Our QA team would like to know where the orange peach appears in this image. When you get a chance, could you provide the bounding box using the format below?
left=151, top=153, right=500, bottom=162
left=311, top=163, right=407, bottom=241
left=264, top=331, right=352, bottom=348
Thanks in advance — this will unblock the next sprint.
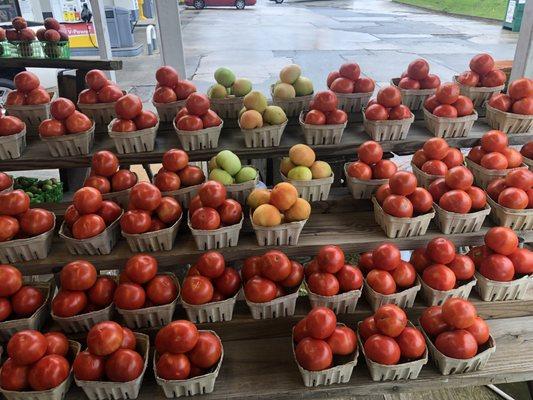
left=289, top=144, right=315, bottom=167
left=284, top=198, right=311, bottom=222
left=247, top=188, right=271, bottom=209
left=270, top=182, right=298, bottom=211
left=280, top=157, right=296, bottom=176
left=252, top=204, right=282, bottom=227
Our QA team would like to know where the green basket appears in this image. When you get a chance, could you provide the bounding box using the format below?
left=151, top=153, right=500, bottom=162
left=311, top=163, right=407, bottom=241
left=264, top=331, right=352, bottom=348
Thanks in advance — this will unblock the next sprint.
left=40, top=41, right=70, bottom=59
left=13, top=177, right=63, bottom=204
left=0, top=40, right=12, bottom=58
left=8, top=40, right=44, bottom=58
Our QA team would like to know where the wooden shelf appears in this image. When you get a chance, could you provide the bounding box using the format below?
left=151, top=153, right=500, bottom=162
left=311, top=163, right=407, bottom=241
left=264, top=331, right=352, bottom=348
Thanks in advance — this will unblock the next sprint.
left=1, top=119, right=531, bottom=171
left=0, top=58, right=122, bottom=70
left=62, top=316, right=533, bottom=399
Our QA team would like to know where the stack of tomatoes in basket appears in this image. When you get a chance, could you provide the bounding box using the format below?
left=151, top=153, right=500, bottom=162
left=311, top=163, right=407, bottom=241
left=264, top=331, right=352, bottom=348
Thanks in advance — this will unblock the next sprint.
left=456, top=53, right=506, bottom=89
left=115, top=254, right=178, bottom=309
left=413, top=138, right=464, bottom=176
left=109, top=94, right=158, bottom=133
left=174, top=93, right=222, bottom=131
left=153, top=66, right=197, bottom=104
left=0, top=115, right=25, bottom=137
left=304, top=245, right=363, bottom=297
left=73, top=321, right=144, bottom=382
left=155, top=321, right=222, bottom=380
left=347, top=140, right=398, bottom=180
left=397, top=59, right=441, bottom=90
left=5, top=72, right=51, bottom=106
left=365, top=86, right=412, bottom=121
left=242, top=250, right=303, bottom=303
left=78, top=69, right=124, bottom=105
left=488, top=78, right=533, bottom=115
left=64, top=187, right=121, bottom=239
left=467, top=129, right=523, bottom=170
left=182, top=251, right=241, bottom=304
left=327, top=63, right=375, bottom=95
left=376, top=171, right=433, bottom=217
left=294, top=307, right=357, bottom=370
left=39, top=97, right=93, bottom=137
left=0, top=190, right=54, bottom=241
left=120, top=182, right=182, bottom=234
left=0, top=172, right=12, bottom=192
left=189, top=181, right=242, bottom=230
left=84, top=151, right=138, bottom=194
left=486, top=168, right=533, bottom=210
left=154, top=149, right=205, bottom=193
left=360, top=304, right=426, bottom=365
left=420, top=298, right=491, bottom=359
left=0, top=264, right=45, bottom=321
left=0, top=330, right=73, bottom=391
left=424, top=83, right=474, bottom=118
left=303, top=91, right=348, bottom=125
left=52, top=260, right=116, bottom=317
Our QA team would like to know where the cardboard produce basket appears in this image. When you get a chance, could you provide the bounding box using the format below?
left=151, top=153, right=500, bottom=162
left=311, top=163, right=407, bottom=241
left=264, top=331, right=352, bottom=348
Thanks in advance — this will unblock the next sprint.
left=108, top=122, right=159, bottom=154
left=391, top=78, right=436, bottom=111
left=122, top=215, right=182, bottom=252
left=524, top=156, right=533, bottom=171
left=271, top=89, right=313, bottom=118
left=336, top=91, right=373, bottom=114
left=306, top=283, right=362, bottom=314
left=293, top=323, right=358, bottom=387
left=465, top=158, right=527, bottom=190
left=153, top=99, right=186, bottom=122
left=474, top=271, right=532, bottom=302
left=162, top=183, right=203, bottom=209
left=240, top=120, right=287, bottom=148
left=4, top=93, right=54, bottom=129
left=433, top=203, right=490, bottom=235
left=363, top=112, right=414, bottom=141
left=423, top=107, right=478, bottom=138
left=245, top=286, right=300, bottom=319
left=75, top=333, right=149, bottom=400
left=174, top=120, right=223, bottom=151
left=453, top=75, right=504, bottom=112
left=372, top=197, right=435, bottom=239
left=52, top=303, right=115, bottom=334
left=40, top=123, right=95, bottom=157
left=153, top=331, right=223, bottom=398
left=102, top=187, right=132, bottom=209
left=344, top=163, right=388, bottom=199
left=486, top=196, right=533, bottom=231
left=188, top=213, right=243, bottom=250
left=224, top=169, right=258, bottom=204
left=78, top=101, right=118, bottom=127
left=421, top=325, right=496, bottom=375
left=181, top=291, right=238, bottom=323
left=299, top=112, right=347, bottom=145
left=210, top=97, right=243, bottom=119
left=364, top=277, right=421, bottom=311
left=358, top=321, right=427, bottom=381
left=0, top=128, right=26, bottom=160
left=280, top=172, right=334, bottom=202
left=485, top=104, right=533, bottom=134
left=251, top=215, right=307, bottom=246
left=419, top=275, right=477, bottom=306
left=0, top=217, right=55, bottom=263
left=411, top=162, right=443, bottom=189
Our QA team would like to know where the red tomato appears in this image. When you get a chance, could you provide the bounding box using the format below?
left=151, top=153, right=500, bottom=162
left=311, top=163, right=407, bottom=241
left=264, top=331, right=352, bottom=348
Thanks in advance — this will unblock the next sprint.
left=480, top=254, right=515, bottom=281
left=407, top=187, right=433, bottom=214
left=433, top=104, right=458, bottom=118
left=73, top=351, right=105, bottom=381
left=436, top=83, right=460, bottom=104
left=19, top=208, right=54, bottom=236
left=521, top=141, right=533, bottom=158
left=198, top=181, right=226, bottom=208
left=347, top=161, right=372, bottom=180
left=84, top=175, right=111, bottom=194
left=327, top=71, right=341, bottom=88
left=0, top=116, right=25, bottom=136
left=196, top=251, right=225, bottom=278
left=13, top=71, right=39, bottom=92
left=420, top=305, right=449, bottom=337
left=389, top=171, right=417, bottom=196
left=358, top=141, right=383, bottom=164
left=305, top=307, right=336, bottom=339
left=508, top=248, right=533, bottom=274
left=505, top=169, right=533, bottom=191
left=293, top=318, right=309, bottom=342
left=111, top=169, right=138, bottom=192
left=0, top=298, right=12, bottom=321
left=0, top=358, right=29, bottom=390
left=241, top=256, right=263, bottom=281
left=326, top=326, right=357, bottom=355
left=372, top=243, right=401, bottom=271
left=87, top=321, right=124, bottom=356
left=213, top=267, right=241, bottom=297
left=488, top=93, right=512, bottom=111
left=115, top=94, right=142, bottom=120
left=339, top=62, right=360, bottom=80
left=375, top=183, right=392, bottom=205
left=146, top=275, right=178, bottom=305
left=421, top=160, right=448, bottom=175
left=312, top=91, right=338, bottom=113
left=49, top=98, right=75, bottom=121
left=453, top=95, right=474, bottom=116
left=92, top=151, right=119, bottom=177
left=156, top=66, right=180, bottom=87
left=179, top=166, right=205, bottom=187
left=261, top=250, right=292, bottom=281
left=125, top=254, right=158, bottom=284
left=383, top=194, right=414, bottom=218
left=0, top=172, right=12, bottom=191
left=72, top=214, right=106, bottom=239
left=156, top=196, right=182, bottom=224
left=188, top=331, right=222, bottom=369
left=465, top=317, right=490, bottom=345
left=28, top=354, right=69, bottom=390
left=435, top=330, right=477, bottom=359
left=391, top=260, right=416, bottom=288
left=412, top=150, right=428, bottom=169
left=448, top=254, right=475, bottom=280
left=499, top=187, right=529, bottom=209
left=398, top=77, right=420, bottom=90
left=468, top=145, right=486, bottom=164
left=156, top=353, right=190, bottom=380
left=73, top=187, right=102, bottom=215
left=162, top=149, right=188, bottom=172
left=484, top=226, right=518, bottom=255
left=466, top=186, right=487, bottom=210
left=512, top=97, right=533, bottom=115
left=11, top=286, right=44, bottom=317
left=25, top=88, right=50, bottom=105
left=481, top=130, right=508, bottom=153
left=445, top=166, right=474, bottom=190
left=201, top=109, right=222, bottom=128
left=51, top=290, right=87, bottom=317
left=374, top=304, right=407, bottom=338
left=422, top=264, right=456, bottom=291
left=336, top=264, right=363, bottom=291
left=371, top=160, right=398, bottom=180
left=174, top=80, right=196, bottom=100
left=389, top=104, right=412, bottom=120
left=111, top=118, right=137, bottom=132
left=316, top=245, right=345, bottom=274
left=130, top=182, right=162, bottom=211
left=502, top=147, right=524, bottom=168
left=325, top=109, right=348, bottom=124
left=439, top=189, right=472, bottom=214
left=410, top=247, right=431, bottom=273
left=88, top=277, right=116, bottom=307
left=191, top=207, right=220, bottom=230
left=442, top=298, right=477, bottom=329
left=364, top=104, right=389, bottom=120
left=97, top=84, right=123, bottom=103
left=364, top=334, right=401, bottom=365
left=426, top=237, right=455, bottom=264
left=481, top=69, right=506, bottom=87
left=486, top=178, right=507, bottom=200
left=244, top=276, right=277, bottom=303
left=186, top=93, right=210, bottom=116
left=114, top=283, right=146, bottom=309
left=60, top=260, right=97, bottom=291
left=120, top=210, right=151, bottom=234
left=181, top=276, right=213, bottom=305
left=307, top=272, right=340, bottom=296
left=5, top=90, right=26, bottom=106
left=97, top=200, right=122, bottom=225
left=330, top=77, right=354, bottom=93
left=468, top=245, right=493, bottom=269
left=0, top=215, right=19, bottom=241
left=155, top=320, right=199, bottom=354
left=65, top=111, right=92, bottom=134
left=304, top=109, right=326, bottom=125
left=0, top=190, right=30, bottom=215
left=442, top=148, right=464, bottom=169
left=366, top=269, right=396, bottom=295
left=133, top=110, right=158, bottom=129
left=359, top=316, right=379, bottom=341
left=424, top=94, right=440, bottom=112
left=420, top=74, right=441, bottom=89
left=354, top=77, right=375, bottom=93
left=7, top=330, right=47, bottom=365
left=396, top=327, right=426, bottom=359
left=508, top=78, right=533, bottom=100
left=469, top=53, right=494, bottom=75
left=377, top=86, right=401, bottom=108
left=85, top=70, right=108, bottom=91
left=105, top=349, right=144, bottom=382
left=218, top=199, right=242, bottom=226
left=295, top=337, right=332, bottom=371
left=78, top=88, right=99, bottom=104
left=407, top=58, right=429, bottom=80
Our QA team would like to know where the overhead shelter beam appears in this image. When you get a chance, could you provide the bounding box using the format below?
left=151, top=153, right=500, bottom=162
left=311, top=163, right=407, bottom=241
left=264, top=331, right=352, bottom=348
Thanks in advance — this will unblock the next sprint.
left=89, top=0, right=117, bottom=82
left=154, top=0, right=187, bottom=78
left=511, top=0, right=533, bottom=81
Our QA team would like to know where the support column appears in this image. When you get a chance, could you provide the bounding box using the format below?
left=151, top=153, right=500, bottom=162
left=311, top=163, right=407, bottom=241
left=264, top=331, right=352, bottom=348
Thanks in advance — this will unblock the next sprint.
left=89, top=0, right=117, bottom=82
left=154, top=0, right=187, bottom=78
left=510, top=0, right=533, bottom=81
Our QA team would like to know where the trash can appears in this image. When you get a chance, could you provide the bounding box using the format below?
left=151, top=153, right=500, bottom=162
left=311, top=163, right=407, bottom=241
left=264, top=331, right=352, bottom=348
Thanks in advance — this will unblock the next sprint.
left=115, top=7, right=135, bottom=47
left=503, top=0, right=525, bottom=32
left=143, top=0, right=154, bottom=18
left=105, top=7, right=121, bottom=48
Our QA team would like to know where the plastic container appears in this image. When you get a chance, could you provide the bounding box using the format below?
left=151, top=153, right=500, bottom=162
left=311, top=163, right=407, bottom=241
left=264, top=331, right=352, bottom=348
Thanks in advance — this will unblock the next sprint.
left=40, top=41, right=70, bottom=59
left=210, top=97, right=243, bottom=119
left=364, top=277, right=421, bottom=311
left=174, top=120, right=223, bottom=151
left=162, top=183, right=203, bottom=209
left=153, top=99, right=186, bottom=122
left=419, top=276, right=477, bottom=306
left=224, top=170, right=258, bottom=204
left=433, top=203, right=490, bottom=235
left=423, top=107, right=478, bottom=138
left=108, top=122, right=159, bottom=154
left=411, top=162, right=442, bottom=189
left=421, top=326, right=496, bottom=375
left=281, top=172, right=334, bottom=202
left=153, top=331, right=223, bottom=398
left=474, top=271, right=532, bottom=302
left=0, top=279, right=52, bottom=341
left=188, top=214, right=242, bottom=250
left=465, top=158, right=527, bottom=189
left=40, top=123, right=95, bottom=157
left=116, top=274, right=179, bottom=329
left=0, top=340, right=80, bottom=400
left=485, top=104, right=533, bottom=134
left=251, top=215, right=307, bottom=246
left=271, top=89, right=313, bottom=118
left=344, top=163, right=387, bottom=199
left=454, top=75, right=504, bottom=111
left=75, top=333, right=149, bottom=400
left=299, top=112, right=347, bottom=145
left=181, top=291, right=238, bottom=323
left=122, top=215, right=182, bottom=252
left=0, top=217, right=55, bottom=263
left=240, top=121, right=287, bottom=148
left=358, top=321, right=427, bottom=381
left=363, top=112, right=414, bottom=141
left=306, top=283, right=362, bottom=314
left=293, top=323, right=358, bottom=387
left=336, top=91, right=373, bottom=113
left=372, top=197, right=435, bottom=239
left=391, top=78, right=436, bottom=111
left=78, top=102, right=117, bottom=127
left=0, top=129, right=26, bottom=160
left=4, top=95, right=53, bottom=128
left=486, top=196, right=533, bottom=230
left=245, top=287, right=300, bottom=319
left=59, top=212, right=122, bottom=256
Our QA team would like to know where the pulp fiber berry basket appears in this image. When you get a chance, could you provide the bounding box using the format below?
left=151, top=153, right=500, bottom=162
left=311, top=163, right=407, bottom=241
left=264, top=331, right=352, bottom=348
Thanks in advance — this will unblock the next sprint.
left=299, top=111, right=347, bottom=145
left=0, top=216, right=55, bottom=263
left=108, top=122, right=159, bottom=154
left=410, top=162, right=443, bottom=189
left=280, top=172, right=334, bottom=202
left=153, top=99, right=186, bottom=122
left=122, top=215, right=182, bottom=252
left=181, top=290, right=238, bottom=323
left=465, top=158, right=527, bottom=189
left=239, top=120, right=287, bottom=148
left=391, top=78, right=436, bottom=111
left=210, top=97, right=243, bottom=119
left=40, top=123, right=95, bottom=157
left=485, top=104, right=533, bottom=134
left=306, top=284, right=362, bottom=314
left=0, top=129, right=26, bottom=160
left=271, top=86, right=313, bottom=118
left=419, top=275, right=477, bottom=306
left=433, top=203, right=490, bottom=235
left=363, top=112, right=414, bottom=141
left=174, top=120, right=223, bottom=151
left=364, top=277, right=421, bottom=311
left=251, top=214, right=307, bottom=246
left=336, top=91, right=373, bottom=114
left=162, top=182, right=203, bottom=209
left=423, top=107, right=478, bottom=138
left=486, top=196, right=533, bottom=231
left=188, top=213, right=243, bottom=250
left=474, top=271, right=532, bottom=302
left=344, top=163, right=388, bottom=199
left=453, top=75, right=504, bottom=114
left=245, top=286, right=300, bottom=319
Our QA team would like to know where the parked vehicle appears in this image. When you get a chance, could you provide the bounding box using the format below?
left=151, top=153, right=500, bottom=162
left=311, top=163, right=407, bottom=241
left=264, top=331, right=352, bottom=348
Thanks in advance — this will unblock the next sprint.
left=185, top=0, right=256, bottom=10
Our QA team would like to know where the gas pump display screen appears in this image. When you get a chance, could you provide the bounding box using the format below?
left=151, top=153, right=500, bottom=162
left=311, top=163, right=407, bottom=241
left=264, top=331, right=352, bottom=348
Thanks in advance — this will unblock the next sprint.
left=0, top=0, right=20, bottom=23
left=105, top=10, right=114, bottom=18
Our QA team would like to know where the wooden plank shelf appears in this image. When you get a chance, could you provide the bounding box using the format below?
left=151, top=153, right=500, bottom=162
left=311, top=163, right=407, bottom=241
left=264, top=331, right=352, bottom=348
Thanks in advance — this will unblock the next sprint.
left=1, top=119, right=530, bottom=171
left=0, top=57, right=122, bottom=70
left=62, top=316, right=533, bottom=399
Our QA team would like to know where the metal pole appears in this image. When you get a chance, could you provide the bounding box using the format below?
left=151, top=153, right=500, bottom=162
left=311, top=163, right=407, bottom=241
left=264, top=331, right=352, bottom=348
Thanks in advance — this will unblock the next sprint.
left=154, top=0, right=187, bottom=78
left=510, top=0, right=533, bottom=81
left=89, top=0, right=117, bottom=82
